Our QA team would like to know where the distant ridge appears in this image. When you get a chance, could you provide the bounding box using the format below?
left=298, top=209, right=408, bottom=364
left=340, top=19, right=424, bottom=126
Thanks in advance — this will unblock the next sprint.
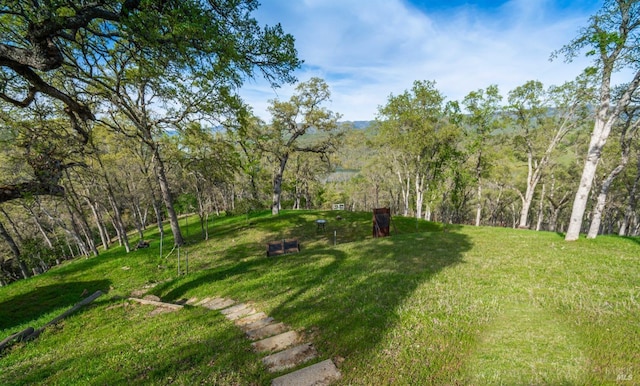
left=341, top=120, right=373, bottom=129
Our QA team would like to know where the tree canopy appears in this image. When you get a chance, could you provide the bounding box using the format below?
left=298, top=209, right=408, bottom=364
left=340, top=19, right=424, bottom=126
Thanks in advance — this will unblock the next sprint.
left=0, top=0, right=300, bottom=203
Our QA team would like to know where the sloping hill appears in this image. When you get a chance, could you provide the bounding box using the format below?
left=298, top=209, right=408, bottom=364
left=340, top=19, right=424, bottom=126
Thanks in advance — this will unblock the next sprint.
left=0, top=210, right=638, bottom=384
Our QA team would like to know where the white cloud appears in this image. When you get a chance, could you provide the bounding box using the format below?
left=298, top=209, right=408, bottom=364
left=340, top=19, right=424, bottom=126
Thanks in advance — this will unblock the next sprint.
left=240, top=0, right=604, bottom=121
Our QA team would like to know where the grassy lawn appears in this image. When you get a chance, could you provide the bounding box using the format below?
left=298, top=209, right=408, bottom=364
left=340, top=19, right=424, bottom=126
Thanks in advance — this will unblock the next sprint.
left=0, top=210, right=638, bottom=385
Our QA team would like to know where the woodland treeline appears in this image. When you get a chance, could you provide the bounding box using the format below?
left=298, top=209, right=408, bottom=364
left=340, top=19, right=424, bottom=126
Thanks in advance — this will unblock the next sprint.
left=1, top=0, right=640, bottom=284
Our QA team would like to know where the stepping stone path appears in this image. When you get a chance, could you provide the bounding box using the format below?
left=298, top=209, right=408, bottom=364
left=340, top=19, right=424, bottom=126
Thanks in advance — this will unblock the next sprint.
left=128, top=291, right=341, bottom=384
left=187, top=296, right=342, bottom=385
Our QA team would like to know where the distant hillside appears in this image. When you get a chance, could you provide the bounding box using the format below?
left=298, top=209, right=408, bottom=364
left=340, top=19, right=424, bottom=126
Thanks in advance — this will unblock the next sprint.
left=341, top=120, right=373, bottom=129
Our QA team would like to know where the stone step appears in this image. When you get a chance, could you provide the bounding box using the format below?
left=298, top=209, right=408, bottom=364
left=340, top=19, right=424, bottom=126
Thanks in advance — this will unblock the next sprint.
left=220, top=303, right=250, bottom=315
left=262, top=343, right=317, bottom=373
left=202, top=298, right=236, bottom=310
left=127, top=297, right=183, bottom=310
left=247, top=322, right=288, bottom=341
left=235, top=312, right=268, bottom=326
left=226, top=307, right=257, bottom=320
left=240, top=316, right=276, bottom=332
left=252, top=330, right=299, bottom=353
left=271, top=359, right=341, bottom=386
left=195, top=297, right=212, bottom=306
left=185, top=297, right=199, bottom=305
left=221, top=304, right=257, bottom=320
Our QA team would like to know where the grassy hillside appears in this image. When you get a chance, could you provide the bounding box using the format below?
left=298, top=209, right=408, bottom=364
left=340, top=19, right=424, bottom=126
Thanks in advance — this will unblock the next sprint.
left=0, top=210, right=638, bottom=385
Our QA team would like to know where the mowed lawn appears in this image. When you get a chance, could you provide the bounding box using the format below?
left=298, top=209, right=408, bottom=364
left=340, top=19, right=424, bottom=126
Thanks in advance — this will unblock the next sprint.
left=0, top=210, right=638, bottom=385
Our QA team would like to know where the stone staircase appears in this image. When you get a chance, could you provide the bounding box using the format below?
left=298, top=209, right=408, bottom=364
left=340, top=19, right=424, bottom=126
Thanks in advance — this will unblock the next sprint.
left=187, top=296, right=342, bottom=385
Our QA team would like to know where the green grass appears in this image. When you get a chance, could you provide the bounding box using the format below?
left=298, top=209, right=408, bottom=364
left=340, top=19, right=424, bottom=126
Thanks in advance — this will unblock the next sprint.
left=1, top=210, right=639, bottom=385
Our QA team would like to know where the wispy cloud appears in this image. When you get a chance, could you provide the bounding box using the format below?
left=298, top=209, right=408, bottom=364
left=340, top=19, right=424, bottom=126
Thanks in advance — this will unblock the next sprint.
left=240, top=0, right=602, bottom=121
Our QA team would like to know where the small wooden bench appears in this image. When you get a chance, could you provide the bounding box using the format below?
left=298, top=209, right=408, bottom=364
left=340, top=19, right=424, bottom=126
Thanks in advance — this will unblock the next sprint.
left=266, top=239, right=300, bottom=257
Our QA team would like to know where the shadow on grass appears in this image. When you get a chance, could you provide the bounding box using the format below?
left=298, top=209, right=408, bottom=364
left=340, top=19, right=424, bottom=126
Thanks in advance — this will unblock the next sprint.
left=0, top=280, right=111, bottom=331
left=156, top=228, right=472, bottom=374
left=268, top=231, right=471, bottom=358
left=1, top=307, right=265, bottom=386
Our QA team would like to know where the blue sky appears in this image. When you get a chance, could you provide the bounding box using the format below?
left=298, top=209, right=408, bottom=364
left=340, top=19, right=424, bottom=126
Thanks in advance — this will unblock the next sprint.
left=239, top=0, right=604, bottom=121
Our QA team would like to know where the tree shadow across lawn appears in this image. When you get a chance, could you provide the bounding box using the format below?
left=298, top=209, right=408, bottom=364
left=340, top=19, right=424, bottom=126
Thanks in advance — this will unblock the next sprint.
left=264, top=230, right=472, bottom=360
left=0, top=280, right=111, bottom=331
left=155, top=228, right=471, bottom=382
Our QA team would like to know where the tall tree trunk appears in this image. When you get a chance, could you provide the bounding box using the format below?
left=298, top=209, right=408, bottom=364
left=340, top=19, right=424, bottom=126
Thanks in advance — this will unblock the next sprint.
left=63, top=199, right=92, bottom=257
left=0, top=220, right=29, bottom=279
left=475, top=153, right=483, bottom=226
left=0, top=208, right=24, bottom=243
left=293, top=184, right=300, bottom=210
left=415, top=173, right=425, bottom=219
left=587, top=161, right=628, bottom=238
left=84, top=197, right=110, bottom=250
left=130, top=200, right=145, bottom=240
left=272, top=155, right=288, bottom=215
left=107, top=191, right=130, bottom=252
left=131, top=203, right=145, bottom=241
left=566, top=66, right=640, bottom=240
left=25, top=205, right=54, bottom=249
left=547, top=192, right=570, bottom=233
left=110, top=217, right=122, bottom=247
left=204, top=212, right=209, bottom=240
left=95, top=153, right=130, bottom=252
left=144, top=173, right=164, bottom=239
left=589, top=106, right=640, bottom=238
left=195, top=180, right=206, bottom=240
left=619, top=157, right=640, bottom=236
left=152, top=146, right=183, bottom=246
left=123, top=178, right=145, bottom=240
left=40, top=205, right=84, bottom=256
left=396, top=169, right=410, bottom=217
left=63, top=170, right=99, bottom=256
left=304, top=184, right=312, bottom=210
left=374, top=182, right=380, bottom=209
left=475, top=182, right=482, bottom=226
left=517, top=186, right=535, bottom=229
left=535, top=183, right=546, bottom=231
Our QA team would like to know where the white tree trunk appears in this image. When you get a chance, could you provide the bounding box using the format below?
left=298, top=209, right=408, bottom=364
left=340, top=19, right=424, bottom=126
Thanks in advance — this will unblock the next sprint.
left=535, top=183, right=546, bottom=231
left=415, top=174, right=424, bottom=219
left=475, top=182, right=482, bottom=226
left=566, top=155, right=601, bottom=240
left=518, top=187, right=536, bottom=229
left=396, top=169, right=410, bottom=217
left=566, top=68, right=640, bottom=240
left=272, top=156, right=288, bottom=215
left=587, top=161, right=627, bottom=238
left=153, top=148, right=184, bottom=246
left=619, top=163, right=640, bottom=236
left=566, top=118, right=611, bottom=240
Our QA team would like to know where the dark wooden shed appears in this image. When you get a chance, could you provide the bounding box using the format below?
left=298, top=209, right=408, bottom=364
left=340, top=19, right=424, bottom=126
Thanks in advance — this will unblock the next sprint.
left=373, top=208, right=391, bottom=238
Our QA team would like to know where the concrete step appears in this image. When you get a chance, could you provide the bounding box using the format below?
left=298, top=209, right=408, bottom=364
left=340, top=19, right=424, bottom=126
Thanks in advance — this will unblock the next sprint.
left=262, top=343, right=317, bottom=373
left=271, top=359, right=341, bottom=386
left=247, top=322, right=288, bottom=341
left=240, top=316, right=276, bottom=332
left=252, top=330, right=299, bottom=353
left=202, top=298, right=236, bottom=310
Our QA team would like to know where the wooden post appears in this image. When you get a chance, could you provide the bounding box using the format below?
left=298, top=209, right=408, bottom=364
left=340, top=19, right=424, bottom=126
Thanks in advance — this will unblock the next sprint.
left=0, top=327, right=35, bottom=351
